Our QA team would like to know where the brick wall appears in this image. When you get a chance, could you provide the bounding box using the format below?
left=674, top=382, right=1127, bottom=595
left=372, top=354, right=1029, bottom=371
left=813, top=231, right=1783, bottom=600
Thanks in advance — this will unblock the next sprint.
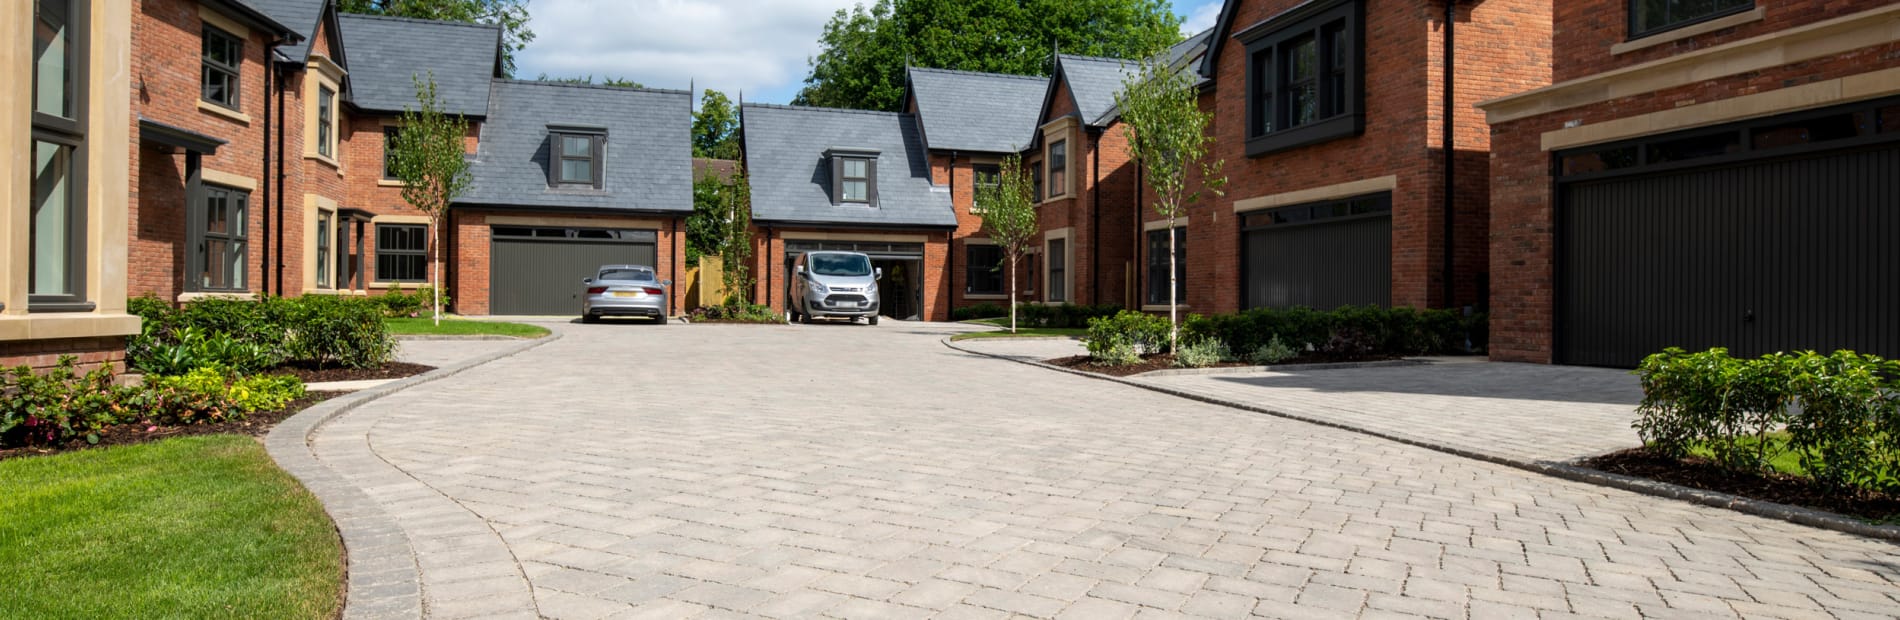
left=1552, top=0, right=1895, bottom=82
left=1487, top=38, right=1900, bottom=363
left=749, top=226, right=954, bottom=322
left=452, top=209, right=686, bottom=316
left=1162, top=0, right=1549, bottom=315
left=0, top=337, right=129, bottom=375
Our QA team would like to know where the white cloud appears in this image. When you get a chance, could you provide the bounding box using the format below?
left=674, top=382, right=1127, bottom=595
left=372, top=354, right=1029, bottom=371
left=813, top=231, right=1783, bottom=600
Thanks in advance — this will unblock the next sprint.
left=1180, top=0, right=1222, bottom=37
left=516, top=0, right=866, bottom=104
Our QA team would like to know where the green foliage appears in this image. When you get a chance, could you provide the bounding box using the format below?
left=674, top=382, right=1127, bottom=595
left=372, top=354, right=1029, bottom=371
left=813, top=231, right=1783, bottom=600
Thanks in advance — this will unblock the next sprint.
left=1011, top=303, right=1123, bottom=329
left=1083, top=310, right=1171, bottom=366
left=688, top=302, right=780, bottom=324
left=718, top=170, right=757, bottom=303
left=975, top=155, right=1041, bottom=332
left=693, top=90, right=741, bottom=159
left=384, top=318, right=548, bottom=338
left=147, top=369, right=305, bottom=420
left=796, top=0, right=1182, bottom=111
left=951, top=303, right=1008, bottom=322
left=533, top=74, right=644, bottom=88
left=1250, top=336, right=1299, bottom=365
left=688, top=172, right=739, bottom=266
left=128, top=295, right=397, bottom=372
left=371, top=285, right=449, bottom=318
left=1173, top=338, right=1229, bottom=368
left=0, top=358, right=126, bottom=447
left=1117, top=53, right=1227, bottom=349
left=338, top=0, right=534, bottom=77
left=390, top=74, right=471, bottom=323
left=1182, top=306, right=1484, bottom=359
left=1634, top=347, right=1900, bottom=492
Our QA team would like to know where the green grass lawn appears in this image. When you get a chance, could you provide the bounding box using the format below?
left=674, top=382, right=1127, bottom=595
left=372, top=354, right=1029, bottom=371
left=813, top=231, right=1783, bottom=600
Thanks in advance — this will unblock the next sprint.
left=951, top=327, right=1087, bottom=341
left=385, top=317, right=550, bottom=338
left=1690, top=432, right=1810, bottom=477
left=0, top=435, right=342, bottom=619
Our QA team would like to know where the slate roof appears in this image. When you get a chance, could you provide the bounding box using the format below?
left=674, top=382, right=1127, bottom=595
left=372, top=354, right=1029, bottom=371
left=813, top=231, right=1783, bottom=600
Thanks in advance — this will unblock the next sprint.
left=457, top=81, right=694, bottom=215
left=906, top=67, right=1048, bottom=154
left=338, top=14, right=498, bottom=116
left=1091, top=30, right=1216, bottom=125
left=741, top=104, right=956, bottom=229
left=1057, top=55, right=1140, bottom=128
left=248, top=0, right=326, bottom=62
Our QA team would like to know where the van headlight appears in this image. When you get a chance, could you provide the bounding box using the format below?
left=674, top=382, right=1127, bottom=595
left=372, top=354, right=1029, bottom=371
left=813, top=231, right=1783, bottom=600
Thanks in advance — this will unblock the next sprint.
left=808, top=281, right=828, bottom=293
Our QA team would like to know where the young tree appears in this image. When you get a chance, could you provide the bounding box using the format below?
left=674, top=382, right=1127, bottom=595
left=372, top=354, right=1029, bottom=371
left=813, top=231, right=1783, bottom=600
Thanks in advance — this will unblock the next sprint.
left=973, top=154, right=1040, bottom=334
left=388, top=74, right=472, bottom=326
left=718, top=169, right=755, bottom=305
left=337, top=0, right=535, bottom=76
left=1115, top=56, right=1225, bottom=350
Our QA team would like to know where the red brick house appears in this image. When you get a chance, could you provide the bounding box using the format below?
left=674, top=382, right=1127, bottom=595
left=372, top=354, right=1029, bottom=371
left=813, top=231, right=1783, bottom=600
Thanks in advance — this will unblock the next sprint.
left=1173, top=0, right=1549, bottom=316
left=1482, top=1, right=1900, bottom=366
left=1019, top=54, right=1147, bottom=309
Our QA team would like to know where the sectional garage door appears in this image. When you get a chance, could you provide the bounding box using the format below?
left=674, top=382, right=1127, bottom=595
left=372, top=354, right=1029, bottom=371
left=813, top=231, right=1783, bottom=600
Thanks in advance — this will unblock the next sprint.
left=1241, top=193, right=1392, bottom=310
left=490, top=226, right=657, bottom=315
left=1556, top=103, right=1900, bottom=367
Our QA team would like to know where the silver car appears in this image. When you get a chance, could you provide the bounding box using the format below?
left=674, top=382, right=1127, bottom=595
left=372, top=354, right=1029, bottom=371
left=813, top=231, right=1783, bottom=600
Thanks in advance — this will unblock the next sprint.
left=788, top=251, right=882, bottom=325
left=581, top=265, right=670, bottom=324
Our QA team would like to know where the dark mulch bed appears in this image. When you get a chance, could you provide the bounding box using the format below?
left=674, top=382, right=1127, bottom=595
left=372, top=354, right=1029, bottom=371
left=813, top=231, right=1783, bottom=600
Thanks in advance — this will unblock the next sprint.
left=1044, top=352, right=1399, bottom=377
left=1582, top=448, right=1900, bottom=524
left=0, top=391, right=348, bottom=462
left=269, top=362, right=434, bottom=383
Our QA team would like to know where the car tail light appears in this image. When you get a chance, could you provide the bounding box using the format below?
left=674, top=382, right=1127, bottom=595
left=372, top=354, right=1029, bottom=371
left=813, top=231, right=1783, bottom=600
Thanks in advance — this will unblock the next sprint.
left=642, top=287, right=665, bottom=295
left=586, top=287, right=607, bottom=294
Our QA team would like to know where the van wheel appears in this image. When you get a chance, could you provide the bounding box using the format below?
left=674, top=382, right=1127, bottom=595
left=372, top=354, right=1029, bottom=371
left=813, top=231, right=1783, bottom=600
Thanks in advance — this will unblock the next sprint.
left=869, top=316, right=879, bottom=326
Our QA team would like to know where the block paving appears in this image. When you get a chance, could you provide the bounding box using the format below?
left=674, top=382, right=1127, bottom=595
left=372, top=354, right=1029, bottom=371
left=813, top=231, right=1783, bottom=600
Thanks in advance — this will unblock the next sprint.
left=309, top=322, right=1900, bottom=619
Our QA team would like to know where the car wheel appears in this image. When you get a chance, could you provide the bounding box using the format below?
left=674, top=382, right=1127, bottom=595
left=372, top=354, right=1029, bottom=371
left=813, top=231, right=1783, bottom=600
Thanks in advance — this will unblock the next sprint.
left=655, top=314, right=668, bottom=325
left=869, top=315, right=879, bottom=326
left=581, top=313, right=599, bottom=324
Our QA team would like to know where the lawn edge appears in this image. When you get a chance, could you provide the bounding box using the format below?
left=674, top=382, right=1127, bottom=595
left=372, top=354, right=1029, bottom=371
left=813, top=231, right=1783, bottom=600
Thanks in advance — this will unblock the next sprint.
left=942, top=337, right=1900, bottom=543
left=265, top=331, right=563, bottom=618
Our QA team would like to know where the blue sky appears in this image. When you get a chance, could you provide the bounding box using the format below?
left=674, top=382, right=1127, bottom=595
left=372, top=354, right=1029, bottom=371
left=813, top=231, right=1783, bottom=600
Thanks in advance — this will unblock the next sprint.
left=516, top=0, right=1226, bottom=106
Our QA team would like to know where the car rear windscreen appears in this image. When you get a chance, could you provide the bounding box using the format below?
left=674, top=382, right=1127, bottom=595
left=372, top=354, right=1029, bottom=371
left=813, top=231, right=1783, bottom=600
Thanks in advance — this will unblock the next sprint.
left=599, top=269, right=655, bottom=282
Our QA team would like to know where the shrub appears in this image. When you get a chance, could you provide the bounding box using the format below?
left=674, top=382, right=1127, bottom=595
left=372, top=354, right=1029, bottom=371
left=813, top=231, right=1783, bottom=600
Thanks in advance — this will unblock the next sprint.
left=0, top=358, right=127, bottom=447
left=142, top=368, right=306, bottom=425
left=951, top=303, right=1008, bottom=322
left=371, top=285, right=449, bottom=318
left=1182, top=305, right=1487, bottom=360
left=1250, top=336, right=1299, bottom=365
left=1015, top=303, right=1123, bottom=328
left=127, top=294, right=396, bottom=372
left=284, top=295, right=397, bottom=368
left=1173, top=338, right=1228, bottom=368
left=1633, top=347, right=1900, bottom=492
left=689, top=302, right=779, bottom=323
left=1083, top=311, right=1170, bottom=365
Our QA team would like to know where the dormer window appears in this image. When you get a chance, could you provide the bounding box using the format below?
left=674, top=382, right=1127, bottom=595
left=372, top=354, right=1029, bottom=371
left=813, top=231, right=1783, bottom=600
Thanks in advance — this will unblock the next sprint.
left=549, top=124, right=606, bottom=189
left=826, top=147, right=879, bottom=206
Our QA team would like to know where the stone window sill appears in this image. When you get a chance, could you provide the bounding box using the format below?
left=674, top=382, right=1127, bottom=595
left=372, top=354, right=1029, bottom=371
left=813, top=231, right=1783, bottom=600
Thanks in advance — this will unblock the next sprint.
left=198, top=101, right=251, bottom=125
left=1613, top=7, right=1766, bottom=55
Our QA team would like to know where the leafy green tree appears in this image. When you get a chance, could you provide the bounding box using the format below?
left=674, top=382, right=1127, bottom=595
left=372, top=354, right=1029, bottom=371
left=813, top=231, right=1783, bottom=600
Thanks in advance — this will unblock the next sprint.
left=795, top=0, right=1182, bottom=111
left=534, top=73, right=645, bottom=88
left=973, top=154, right=1039, bottom=333
left=337, top=0, right=535, bottom=76
left=1115, top=55, right=1224, bottom=349
left=686, top=169, right=738, bottom=266
left=718, top=171, right=755, bottom=306
left=692, top=90, right=741, bottom=160
left=387, top=74, right=472, bottom=326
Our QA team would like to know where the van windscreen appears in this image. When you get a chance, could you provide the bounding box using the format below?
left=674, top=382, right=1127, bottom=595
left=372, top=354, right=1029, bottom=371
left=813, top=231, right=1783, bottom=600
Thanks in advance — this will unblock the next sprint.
left=810, top=254, right=872, bottom=277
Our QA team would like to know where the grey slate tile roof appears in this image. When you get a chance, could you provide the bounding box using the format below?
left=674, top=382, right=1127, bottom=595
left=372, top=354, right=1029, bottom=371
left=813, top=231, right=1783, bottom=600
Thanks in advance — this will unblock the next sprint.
left=457, top=81, right=693, bottom=215
left=1091, top=30, right=1216, bottom=125
left=1057, top=55, right=1139, bottom=127
left=338, top=14, right=498, bottom=116
left=741, top=104, right=956, bottom=229
left=248, top=0, right=326, bottom=62
left=906, top=68, right=1048, bottom=154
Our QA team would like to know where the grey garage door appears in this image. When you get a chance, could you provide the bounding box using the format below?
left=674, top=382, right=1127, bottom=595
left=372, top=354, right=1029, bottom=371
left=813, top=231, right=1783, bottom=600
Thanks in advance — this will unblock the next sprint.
left=1557, top=125, right=1900, bottom=367
left=491, top=227, right=657, bottom=315
left=1241, top=193, right=1392, bottom=310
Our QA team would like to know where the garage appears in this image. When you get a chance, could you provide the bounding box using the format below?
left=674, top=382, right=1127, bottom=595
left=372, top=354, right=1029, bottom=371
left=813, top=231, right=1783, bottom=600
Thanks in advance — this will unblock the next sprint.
left=490, top=226, right=658, bottom=315
left=1555, top=99, right=1900, bottom=367
left=783, top=240, right=925, bottom=320
left=1240, top=193, right=1392, bottom=310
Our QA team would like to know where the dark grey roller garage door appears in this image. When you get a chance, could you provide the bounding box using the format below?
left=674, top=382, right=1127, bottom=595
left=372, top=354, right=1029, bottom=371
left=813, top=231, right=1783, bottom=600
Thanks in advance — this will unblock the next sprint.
left=491, top=227, right=657, bottom=315
left=1241, top=193, right=1392, bottom=310
left=1557, top=109, right=1900, bottom=367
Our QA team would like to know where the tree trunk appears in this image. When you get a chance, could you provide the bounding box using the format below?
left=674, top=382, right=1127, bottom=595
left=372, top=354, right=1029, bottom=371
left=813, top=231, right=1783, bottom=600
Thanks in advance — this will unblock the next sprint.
left=1008, top=253, right=1019, bottom=334
left=430, top=217, right=442, bottom=327
left=1167, top=214, right=1178, bottom=351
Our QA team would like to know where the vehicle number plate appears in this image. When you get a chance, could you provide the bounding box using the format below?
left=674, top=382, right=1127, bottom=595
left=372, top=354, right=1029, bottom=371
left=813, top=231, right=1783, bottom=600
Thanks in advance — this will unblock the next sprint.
left=613, top=291, right=642, bottom=298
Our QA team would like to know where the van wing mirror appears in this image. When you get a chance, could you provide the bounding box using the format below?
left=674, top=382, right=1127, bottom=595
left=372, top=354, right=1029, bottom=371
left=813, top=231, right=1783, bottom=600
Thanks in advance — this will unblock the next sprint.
left=875, top=267, right=883, bottom=279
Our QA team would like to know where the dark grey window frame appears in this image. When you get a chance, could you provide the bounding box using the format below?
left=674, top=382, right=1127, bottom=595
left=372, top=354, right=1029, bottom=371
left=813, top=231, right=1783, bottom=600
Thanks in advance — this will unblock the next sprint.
left=201, top=23, right=241, bottom=110
left=375, top=223, right=428, bottom=283
left=381, top=126, right=400, bottom=180
left=971, top=163, right=1001, bottom=211
left=549, top=129, right=606, bottom=189
left=1239, top=0, right=1364, bottom=157
left=189, top=185, right=249, bottom=292
left=29, top=0, right=91, bottom=312
left=965, top=243, right=1004, bottom=295
left=1556, top=97, right=1900, bottom=183
left=1145, top=227, right=1186, bottom=306
left=828, top=155, right=877, bottom=206
left=1029, top=160, right=1043, bottom=201
left=1239, top=192, right=1392, bottom=231
left=1629, top=0, right=1752, bottom=40
left=315, top=210, right=333, bottom=288
left=317, top=84, right=334, bottom=158
left=1047, top=140, right=1068, bottom=198
left=1047, top=238, right=1068, bottom=302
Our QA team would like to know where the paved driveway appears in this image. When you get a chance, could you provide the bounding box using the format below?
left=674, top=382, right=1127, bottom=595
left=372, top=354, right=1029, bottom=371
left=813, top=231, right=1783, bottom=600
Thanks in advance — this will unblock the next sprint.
left=312, top=322, right=1900, bottom=619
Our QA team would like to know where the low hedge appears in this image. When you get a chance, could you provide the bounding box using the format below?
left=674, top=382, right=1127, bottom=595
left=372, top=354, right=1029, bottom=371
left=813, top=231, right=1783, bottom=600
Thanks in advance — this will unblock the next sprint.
left=1183, top=305, right=1485, bottom=357
left=128, top=294, right=396, bottom=373
left=1012, top=303, right=1124, bottom=328
left=1635, top=347, right=1900, bottom=492
left=0, top=357, right=305, bottom=449
left=369, top=285, right=449, bottom=319
left=950, top=303, right=1008, bottom=322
